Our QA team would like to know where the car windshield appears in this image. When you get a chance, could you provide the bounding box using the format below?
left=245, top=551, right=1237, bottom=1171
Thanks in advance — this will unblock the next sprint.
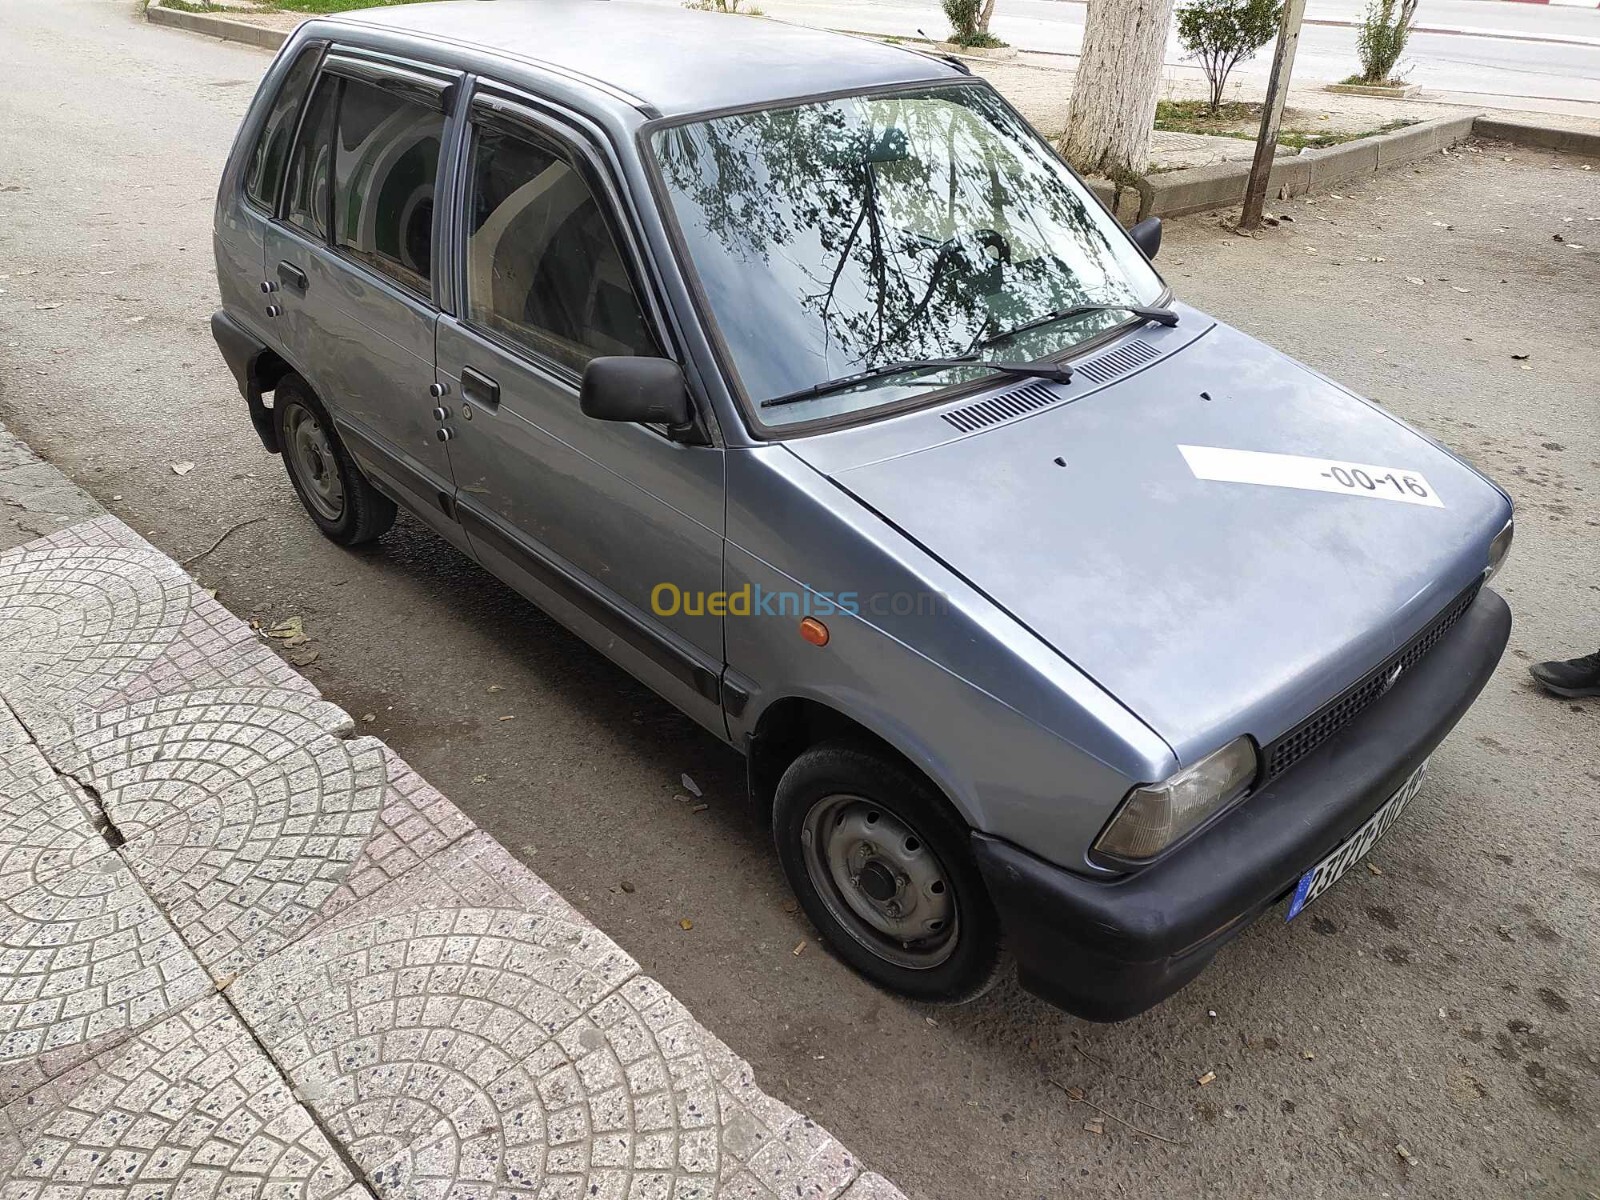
left=650, top=83, right=1165, bottom=429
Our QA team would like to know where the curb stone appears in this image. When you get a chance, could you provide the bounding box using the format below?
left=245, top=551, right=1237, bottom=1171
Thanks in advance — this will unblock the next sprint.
left=145, top=0, right=291, bottom=49
left=1131, top=114, right=1480, bottom=220
left=0, top=446, right=907, bottom=1197
left=0, top=422, right=103, bottom=553
left=1471, top=115, right=1600, bottom=157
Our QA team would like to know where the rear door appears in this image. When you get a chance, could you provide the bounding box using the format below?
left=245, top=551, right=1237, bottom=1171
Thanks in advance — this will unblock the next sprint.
left=217, top=39, right=323, bottom=334
left=434, top=87, right=728, bottom=735
left=264, top=50, right=468, bottom=549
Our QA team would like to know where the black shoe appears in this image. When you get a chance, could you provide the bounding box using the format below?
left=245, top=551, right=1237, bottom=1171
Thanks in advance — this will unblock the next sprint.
left=1529, top=651, right=1600, bottom=698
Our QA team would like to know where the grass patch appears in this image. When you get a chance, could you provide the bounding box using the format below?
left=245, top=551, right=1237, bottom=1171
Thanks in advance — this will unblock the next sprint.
left=1154, top=99, right=1256, bottom=132
left=948, top=31, right=1008, bottom=48
left=155, top=0, right=229, bottom=12
left=1341, top=73, right=1409, bottom=87
left=1278, top=120, right=1415, bottom=150
left=1154, top=100, right=1416, bottom=151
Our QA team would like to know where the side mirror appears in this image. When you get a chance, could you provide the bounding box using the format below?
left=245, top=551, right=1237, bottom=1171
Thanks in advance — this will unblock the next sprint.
left=579, top=356, right=692, bottom=429
left=1129, top=216, right=1162, bottom=260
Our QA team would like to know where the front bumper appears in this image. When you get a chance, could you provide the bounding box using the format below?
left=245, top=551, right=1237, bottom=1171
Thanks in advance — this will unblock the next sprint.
left=972, top=586, right=1511, bottom=1022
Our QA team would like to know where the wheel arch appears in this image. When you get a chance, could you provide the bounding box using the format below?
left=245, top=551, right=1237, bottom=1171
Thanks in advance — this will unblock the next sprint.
left=744, top=693, right=974, bottom=831
left=210, top=309, right=297, bottom=454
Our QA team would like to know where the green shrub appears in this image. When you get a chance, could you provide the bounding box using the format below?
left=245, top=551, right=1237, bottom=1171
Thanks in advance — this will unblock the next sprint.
left=1175, top=0, right=1283, bottom=113
left=1355, top=0, right=1419, bottom=83
left=943, top=0, right=982, bottom=39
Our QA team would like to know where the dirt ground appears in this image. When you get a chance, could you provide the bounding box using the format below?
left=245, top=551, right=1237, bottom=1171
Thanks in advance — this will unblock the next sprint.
left=1, top=3, right=1597, bottom=1196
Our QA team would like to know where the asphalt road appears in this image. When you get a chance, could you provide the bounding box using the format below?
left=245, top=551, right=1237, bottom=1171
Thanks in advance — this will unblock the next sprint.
left=682, top=0, right=1600, bottom=105
left=1, top=2, right=1597, bottom=1196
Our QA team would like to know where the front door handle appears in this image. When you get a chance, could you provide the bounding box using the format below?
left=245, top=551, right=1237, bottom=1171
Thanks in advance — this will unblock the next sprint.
left=277, top=260, right=309, bottom=293
left=460, top=366, right=500, bottom=410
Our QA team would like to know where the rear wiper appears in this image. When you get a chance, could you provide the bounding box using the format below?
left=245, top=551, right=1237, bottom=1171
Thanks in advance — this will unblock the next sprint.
left=976, top=302, right=1179, bottom=350
left=760, top=354, right=1073, bottom=409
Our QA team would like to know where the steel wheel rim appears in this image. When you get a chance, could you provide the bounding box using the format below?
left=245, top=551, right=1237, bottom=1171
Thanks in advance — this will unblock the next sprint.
left=282, top=401, right=345, bottom=521
left=800, top=793, right=958, bottom=970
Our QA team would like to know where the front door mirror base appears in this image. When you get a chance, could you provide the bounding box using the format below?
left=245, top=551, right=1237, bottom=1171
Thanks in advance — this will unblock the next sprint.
left=1129, top=217, right=1162, bottom=260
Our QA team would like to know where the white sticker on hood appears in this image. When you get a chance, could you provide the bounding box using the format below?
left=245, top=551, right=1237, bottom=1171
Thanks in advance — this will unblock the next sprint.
left=1179, top=446, right=1444, bottom=508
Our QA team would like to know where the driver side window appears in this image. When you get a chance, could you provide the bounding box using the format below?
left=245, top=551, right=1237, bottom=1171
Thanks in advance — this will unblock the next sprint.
left=465, top=123, right=654, bottom=373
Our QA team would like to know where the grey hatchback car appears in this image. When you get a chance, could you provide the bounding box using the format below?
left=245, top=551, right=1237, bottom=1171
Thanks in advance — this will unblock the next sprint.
left=212, top=1, right=1513, bottom=1020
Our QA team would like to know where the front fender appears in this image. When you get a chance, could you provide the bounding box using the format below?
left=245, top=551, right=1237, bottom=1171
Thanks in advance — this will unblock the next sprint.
left=724, top=447, right=1175, bottom=874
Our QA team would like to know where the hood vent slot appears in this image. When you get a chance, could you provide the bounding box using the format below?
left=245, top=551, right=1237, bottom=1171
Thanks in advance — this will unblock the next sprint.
left=940, top=338, right=1160, bottom=433
left=941, top=381, right=1057, bottom=433
left=1074, top=337, right=1161, bottom=384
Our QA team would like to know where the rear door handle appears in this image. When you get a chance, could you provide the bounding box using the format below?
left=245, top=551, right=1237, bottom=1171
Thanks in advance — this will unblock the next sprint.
left=460, top=366, right=500, bottom=410
left=277, top=260, right=308, bottom=293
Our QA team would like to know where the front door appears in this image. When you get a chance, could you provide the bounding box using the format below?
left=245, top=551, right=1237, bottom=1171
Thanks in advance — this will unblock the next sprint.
left=435, top=90, right=727, bottom=734
left=265, top=51, right=466, bottom=550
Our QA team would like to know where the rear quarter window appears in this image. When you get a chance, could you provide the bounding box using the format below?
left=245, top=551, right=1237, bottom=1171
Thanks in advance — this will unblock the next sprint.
left=244, top=44, right=321, bottom=212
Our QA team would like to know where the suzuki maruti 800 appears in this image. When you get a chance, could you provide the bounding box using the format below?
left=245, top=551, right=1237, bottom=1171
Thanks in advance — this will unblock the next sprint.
left=212, top=1, right=1514, bottom=1018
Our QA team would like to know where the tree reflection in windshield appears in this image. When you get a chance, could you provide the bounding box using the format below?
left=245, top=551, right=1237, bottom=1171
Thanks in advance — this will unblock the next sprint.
left=651, top=84, right=1163, bottom=423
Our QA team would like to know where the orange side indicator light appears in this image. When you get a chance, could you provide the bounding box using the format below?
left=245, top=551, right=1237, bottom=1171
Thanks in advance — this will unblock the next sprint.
left=799, top=617, right=830, bottom=647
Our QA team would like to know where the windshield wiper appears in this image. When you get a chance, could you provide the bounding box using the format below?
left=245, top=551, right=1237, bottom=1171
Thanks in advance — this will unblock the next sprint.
left=975, top=302, right=1179, bottom=351
left=760, top=354, right=1073, bottom=409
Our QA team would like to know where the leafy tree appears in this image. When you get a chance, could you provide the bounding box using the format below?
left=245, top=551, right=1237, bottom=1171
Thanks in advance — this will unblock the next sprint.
left=1175, top=0, right=1282, bottom=113
left=1354, top=0, right=1419, bottom=84
left=943, top=0, right=1005, bottom=48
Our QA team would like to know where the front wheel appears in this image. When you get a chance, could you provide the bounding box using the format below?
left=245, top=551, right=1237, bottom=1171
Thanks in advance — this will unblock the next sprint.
left=272, top=376, right=395, bottom=546
left=773, top=741, right=1005, bottom=1003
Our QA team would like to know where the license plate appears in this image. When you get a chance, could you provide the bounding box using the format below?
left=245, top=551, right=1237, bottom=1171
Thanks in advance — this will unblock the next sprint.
left=1286, top=760, right=1427, bottom=921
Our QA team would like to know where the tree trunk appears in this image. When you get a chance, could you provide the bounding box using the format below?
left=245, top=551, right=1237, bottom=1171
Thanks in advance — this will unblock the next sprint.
left=976, top=0, right=998, bottom=34
left=1060, top=0, right=1178, bottom=184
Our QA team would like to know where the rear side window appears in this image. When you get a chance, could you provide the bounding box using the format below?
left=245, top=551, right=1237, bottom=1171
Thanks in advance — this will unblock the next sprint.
left=284, top=75, right=337, bottom=240
left=333, top=78, right=445, bottom=295
left=465, top=124, right=653, bottom=372
left=244, top=45, right=320, bottom=211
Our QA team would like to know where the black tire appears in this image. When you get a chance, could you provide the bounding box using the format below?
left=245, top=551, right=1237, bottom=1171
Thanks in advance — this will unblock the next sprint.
left=773, top=740, right=1005, bottom=1004
left=272, top=375, right=395, bottom=546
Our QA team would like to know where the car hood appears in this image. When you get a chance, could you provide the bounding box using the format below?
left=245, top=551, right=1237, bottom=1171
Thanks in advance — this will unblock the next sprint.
left=794, top=319, right=1510, bottom=762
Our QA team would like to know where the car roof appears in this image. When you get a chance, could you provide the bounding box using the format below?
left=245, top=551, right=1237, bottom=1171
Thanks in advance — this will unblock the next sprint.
left=320, top=0, right=964, bottom=118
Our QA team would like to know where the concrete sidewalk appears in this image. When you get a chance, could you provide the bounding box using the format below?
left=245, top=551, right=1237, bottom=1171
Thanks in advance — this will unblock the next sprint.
left=0, top=429, right=902, bottom=1199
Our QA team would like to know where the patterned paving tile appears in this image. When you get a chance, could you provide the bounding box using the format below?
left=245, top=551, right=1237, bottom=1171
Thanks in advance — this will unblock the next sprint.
left=0, top=845, right=210, bottom=1107
left=0, top=540, right=190, bottom=752
left=68, top=689, right=474, bottom=980
left=0, top=994, right=372, bottom=1199
left=227, top=838, right=888, bottom=1200
left=0, top=517, right=313, bottom=758
left=69, top=688, right=361, bottom=838
left=0, top=516, right=905, bottom=1200
left=0, top=706, right=102, bottom=902
left=321, top=751, right=477, bottom=922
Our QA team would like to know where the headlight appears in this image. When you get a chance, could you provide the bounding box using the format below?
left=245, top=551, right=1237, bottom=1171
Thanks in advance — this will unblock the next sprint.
left=1485, top=517, right=1514, bottom=583
left=1094, top=737, right=1258, bottom=862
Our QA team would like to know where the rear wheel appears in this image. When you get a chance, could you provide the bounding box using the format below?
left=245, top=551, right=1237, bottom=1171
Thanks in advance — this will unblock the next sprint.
left=273, top=376, right=394, bottom=546
left=773, top=741, right=1005, bottom=1003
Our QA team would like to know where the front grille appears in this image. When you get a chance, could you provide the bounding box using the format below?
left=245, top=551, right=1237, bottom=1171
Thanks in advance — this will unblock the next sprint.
left=1260, top=579, right=1483, bottom=782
